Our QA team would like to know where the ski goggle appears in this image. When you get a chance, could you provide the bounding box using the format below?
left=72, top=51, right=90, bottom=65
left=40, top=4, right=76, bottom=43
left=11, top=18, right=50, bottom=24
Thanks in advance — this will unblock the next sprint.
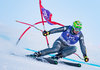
left=72, top=26, right=81, bottom=32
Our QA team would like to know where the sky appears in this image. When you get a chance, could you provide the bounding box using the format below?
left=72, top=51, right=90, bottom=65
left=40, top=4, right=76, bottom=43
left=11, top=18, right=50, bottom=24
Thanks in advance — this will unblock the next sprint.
left=0, top=0, right=100, bottom=54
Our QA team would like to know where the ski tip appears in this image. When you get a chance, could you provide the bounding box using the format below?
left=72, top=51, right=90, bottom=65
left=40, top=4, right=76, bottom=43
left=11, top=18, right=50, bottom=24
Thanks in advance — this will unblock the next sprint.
left=54, top=61, right=58, bottom=65
left=77, top=64, right=81, bottom=67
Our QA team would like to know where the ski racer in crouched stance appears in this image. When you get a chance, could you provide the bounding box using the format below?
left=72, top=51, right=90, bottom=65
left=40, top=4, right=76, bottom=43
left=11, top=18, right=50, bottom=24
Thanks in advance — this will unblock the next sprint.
left=28, top=21, right=89, bottom=62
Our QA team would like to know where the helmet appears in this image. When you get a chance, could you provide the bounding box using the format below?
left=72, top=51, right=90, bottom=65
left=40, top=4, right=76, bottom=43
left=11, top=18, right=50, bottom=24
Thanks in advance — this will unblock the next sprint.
left=72, top=21, right=82, bottom=32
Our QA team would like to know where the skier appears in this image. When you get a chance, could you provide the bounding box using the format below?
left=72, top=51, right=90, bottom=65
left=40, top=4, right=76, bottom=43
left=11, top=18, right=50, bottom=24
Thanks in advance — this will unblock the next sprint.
left=28, top=20, right=89, bottom=62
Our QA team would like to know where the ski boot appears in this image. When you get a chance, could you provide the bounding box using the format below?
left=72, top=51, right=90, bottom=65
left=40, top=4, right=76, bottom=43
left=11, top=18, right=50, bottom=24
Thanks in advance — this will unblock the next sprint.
left=26, top=52, right=41, bottom=58
left=50, top=53, right=63, bottom=61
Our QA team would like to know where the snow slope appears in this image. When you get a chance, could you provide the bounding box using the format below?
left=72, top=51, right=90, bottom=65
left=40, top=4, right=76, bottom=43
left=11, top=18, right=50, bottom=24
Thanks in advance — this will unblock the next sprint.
left=0, top=26, right=100, bottom=70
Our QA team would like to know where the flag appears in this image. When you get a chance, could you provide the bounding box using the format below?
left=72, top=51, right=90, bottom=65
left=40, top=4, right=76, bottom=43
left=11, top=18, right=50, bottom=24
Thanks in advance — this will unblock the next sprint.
left=41, top=7, right=54, bottom=25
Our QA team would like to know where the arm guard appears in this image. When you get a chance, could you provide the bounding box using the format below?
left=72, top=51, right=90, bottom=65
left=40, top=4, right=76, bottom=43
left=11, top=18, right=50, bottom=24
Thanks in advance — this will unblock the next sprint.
left=49, top=26, right=69, bottom=34
left=79, top=33, right=87, bottom=57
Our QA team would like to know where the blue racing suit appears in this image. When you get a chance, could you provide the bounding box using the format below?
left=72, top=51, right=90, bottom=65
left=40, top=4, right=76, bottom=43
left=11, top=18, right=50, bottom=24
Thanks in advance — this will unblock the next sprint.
left=39, top=25, right=87, bottom=57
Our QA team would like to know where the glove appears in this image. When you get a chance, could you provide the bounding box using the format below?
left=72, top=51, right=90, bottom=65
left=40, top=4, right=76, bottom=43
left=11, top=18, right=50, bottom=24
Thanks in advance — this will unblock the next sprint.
left=84, top=56, right=89, bottom=62
left=43, top=30, right=50, bottom=36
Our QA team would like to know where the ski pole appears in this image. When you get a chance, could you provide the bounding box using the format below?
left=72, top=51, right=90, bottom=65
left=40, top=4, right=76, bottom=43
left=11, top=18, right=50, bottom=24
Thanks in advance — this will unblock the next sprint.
left=74, top=53, right=84, bottom=60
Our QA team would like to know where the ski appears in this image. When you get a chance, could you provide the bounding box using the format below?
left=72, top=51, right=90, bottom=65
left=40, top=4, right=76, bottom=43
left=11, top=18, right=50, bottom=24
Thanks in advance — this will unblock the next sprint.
left=60, top=61, right=81, bottom=67
left=26, top=54, right=81, bottom=67
left=26, top=55, right=58, bottom=65
left=36, top=57, right=58, bottom=65
left=11, top=53, right=81, bottom=67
